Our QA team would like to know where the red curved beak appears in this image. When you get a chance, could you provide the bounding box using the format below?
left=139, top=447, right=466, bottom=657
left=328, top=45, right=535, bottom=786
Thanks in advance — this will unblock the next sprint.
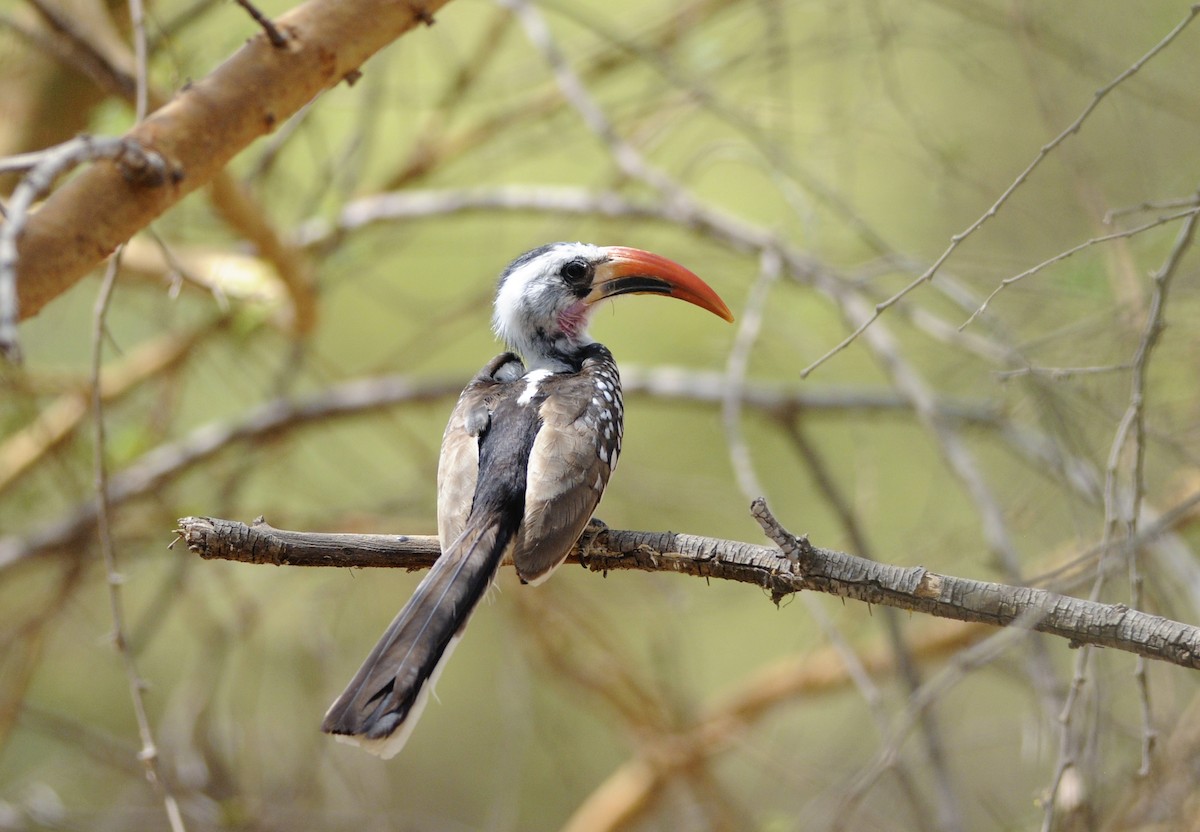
left=585, top=246, right=734, bottom=323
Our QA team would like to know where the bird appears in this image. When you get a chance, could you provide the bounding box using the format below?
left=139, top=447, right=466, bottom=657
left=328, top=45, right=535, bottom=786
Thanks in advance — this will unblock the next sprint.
left=321, top=242, right=733, bottom=758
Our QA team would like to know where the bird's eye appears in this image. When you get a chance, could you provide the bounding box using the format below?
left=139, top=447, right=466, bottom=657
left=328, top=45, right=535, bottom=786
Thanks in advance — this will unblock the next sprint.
left=561, top=258, right=592, bottom=286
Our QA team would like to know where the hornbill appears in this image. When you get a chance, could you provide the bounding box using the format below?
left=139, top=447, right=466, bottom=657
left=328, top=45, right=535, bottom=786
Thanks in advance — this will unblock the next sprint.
left=321, top=242, right=733, bottom=758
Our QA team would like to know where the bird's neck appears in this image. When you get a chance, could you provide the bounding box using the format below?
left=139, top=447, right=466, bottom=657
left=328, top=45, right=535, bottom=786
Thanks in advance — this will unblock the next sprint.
left=513, top=329, right=598, bottom=374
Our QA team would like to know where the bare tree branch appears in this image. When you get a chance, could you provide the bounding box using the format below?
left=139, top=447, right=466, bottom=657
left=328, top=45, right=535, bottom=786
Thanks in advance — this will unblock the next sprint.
left=1, top=1, right=317, bottom=343
left=10, top=0, right=450, bottom=331
left=0, top=134, right=171, bottom=360
left=90, top=252, right=185, bottom=831
left=0, top=374, right=462, bottom=572
left=0, top=314, right=227, bottom=495
left=961, top=206, right=1200, bottom=330
left=0, top=367, right=997, bottom=572
left=798, top=3, right=1200, bottom=377
left=173, top=502, right=1200, bottom=672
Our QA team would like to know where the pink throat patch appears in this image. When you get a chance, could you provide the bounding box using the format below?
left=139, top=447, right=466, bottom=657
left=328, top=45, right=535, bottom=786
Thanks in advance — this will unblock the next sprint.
left=558, top=301, right=589, bottom=338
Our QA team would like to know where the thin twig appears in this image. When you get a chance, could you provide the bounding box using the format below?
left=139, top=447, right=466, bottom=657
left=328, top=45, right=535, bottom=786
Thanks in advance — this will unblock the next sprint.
left=19, top=0, right=137, bottom=98
left=1104, top=194, right=1200, bottom=224
left=129, top=0, right=149, bottom=120
left=721, top=248, right=944, bottom=825
left=798, top=4, right=1200, bottom=377
left=0, top=375, right=464, bottom=572
left=1041, top=643, right=1093, bottom=832
left=778, top=417, right=964, bottom=832
left=562, top=619, right=986, bottom=832
left=0, top=149, right=67, bottom=176
left=1042, top=190, right=1200, bottom=829
left=995, top=363, right=1133, bottom=380
left=10, top=0, right=310, bottom=335
left=383, top=2, right=1031, bottom=626
left=0, top=315, right=228, bottom=496
left=1123, top=195, right=1200, bottom=774
left=11, top=0, right=450, bottom=326
left=721, top=247, right=779, bottom=500
left=834, top=614, right=1042, bottom=830
left=499, top=0, right=1034, bottom=624
left=233, top=0, right=288, bottom=47
left=208, top=171, right=318, bottom=334
left=91, top=253, right=186, bottom=832
left=961, top=207, right=1200, bottom=331
left=0, top=367, right=1005, bottom=573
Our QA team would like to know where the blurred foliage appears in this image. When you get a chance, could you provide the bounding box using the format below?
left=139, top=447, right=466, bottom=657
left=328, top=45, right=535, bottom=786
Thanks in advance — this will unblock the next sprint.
left=3, top=0, right=1200, bottom=830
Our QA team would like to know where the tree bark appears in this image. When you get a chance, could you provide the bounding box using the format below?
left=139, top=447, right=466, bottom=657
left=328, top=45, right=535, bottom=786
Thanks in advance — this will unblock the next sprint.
left=14, top=0, right=451, bottom=322
left=174, top=503, right=1200, bottom=673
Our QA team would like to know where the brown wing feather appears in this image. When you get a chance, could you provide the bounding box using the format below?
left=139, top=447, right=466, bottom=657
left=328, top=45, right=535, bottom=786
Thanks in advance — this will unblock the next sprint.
left=436, top=405, right=478, bottom=550
left=437, top=353, right=524, bottom=549
left=512, top=354, right=620, bottom=584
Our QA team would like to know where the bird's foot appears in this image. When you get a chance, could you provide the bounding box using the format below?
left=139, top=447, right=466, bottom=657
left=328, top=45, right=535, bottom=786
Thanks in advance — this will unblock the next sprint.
left=576, top=517, right=609, bottom=560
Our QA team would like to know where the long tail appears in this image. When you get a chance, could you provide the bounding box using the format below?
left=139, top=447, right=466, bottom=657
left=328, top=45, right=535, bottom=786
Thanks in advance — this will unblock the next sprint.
left=321, top=516, right=513, bottom=759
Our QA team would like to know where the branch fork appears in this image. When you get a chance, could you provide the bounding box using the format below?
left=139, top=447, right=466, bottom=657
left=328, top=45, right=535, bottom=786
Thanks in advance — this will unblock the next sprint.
left=1, top=135, right=175, bottom=363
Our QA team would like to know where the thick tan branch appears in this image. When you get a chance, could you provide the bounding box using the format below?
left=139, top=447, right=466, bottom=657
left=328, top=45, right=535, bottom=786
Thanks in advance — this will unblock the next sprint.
left=14, top=0, right=449, bottom=323
left=174, top=508, right=1200, bottom=672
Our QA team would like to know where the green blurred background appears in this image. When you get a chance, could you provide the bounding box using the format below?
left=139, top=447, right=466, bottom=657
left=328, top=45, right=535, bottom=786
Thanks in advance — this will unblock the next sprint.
left=3, top=0, right=1200, bottom=829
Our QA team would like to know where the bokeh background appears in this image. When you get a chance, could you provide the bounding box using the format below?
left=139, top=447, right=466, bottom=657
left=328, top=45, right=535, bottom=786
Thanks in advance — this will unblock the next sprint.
left=3, top=1, right=1200, bottom=829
